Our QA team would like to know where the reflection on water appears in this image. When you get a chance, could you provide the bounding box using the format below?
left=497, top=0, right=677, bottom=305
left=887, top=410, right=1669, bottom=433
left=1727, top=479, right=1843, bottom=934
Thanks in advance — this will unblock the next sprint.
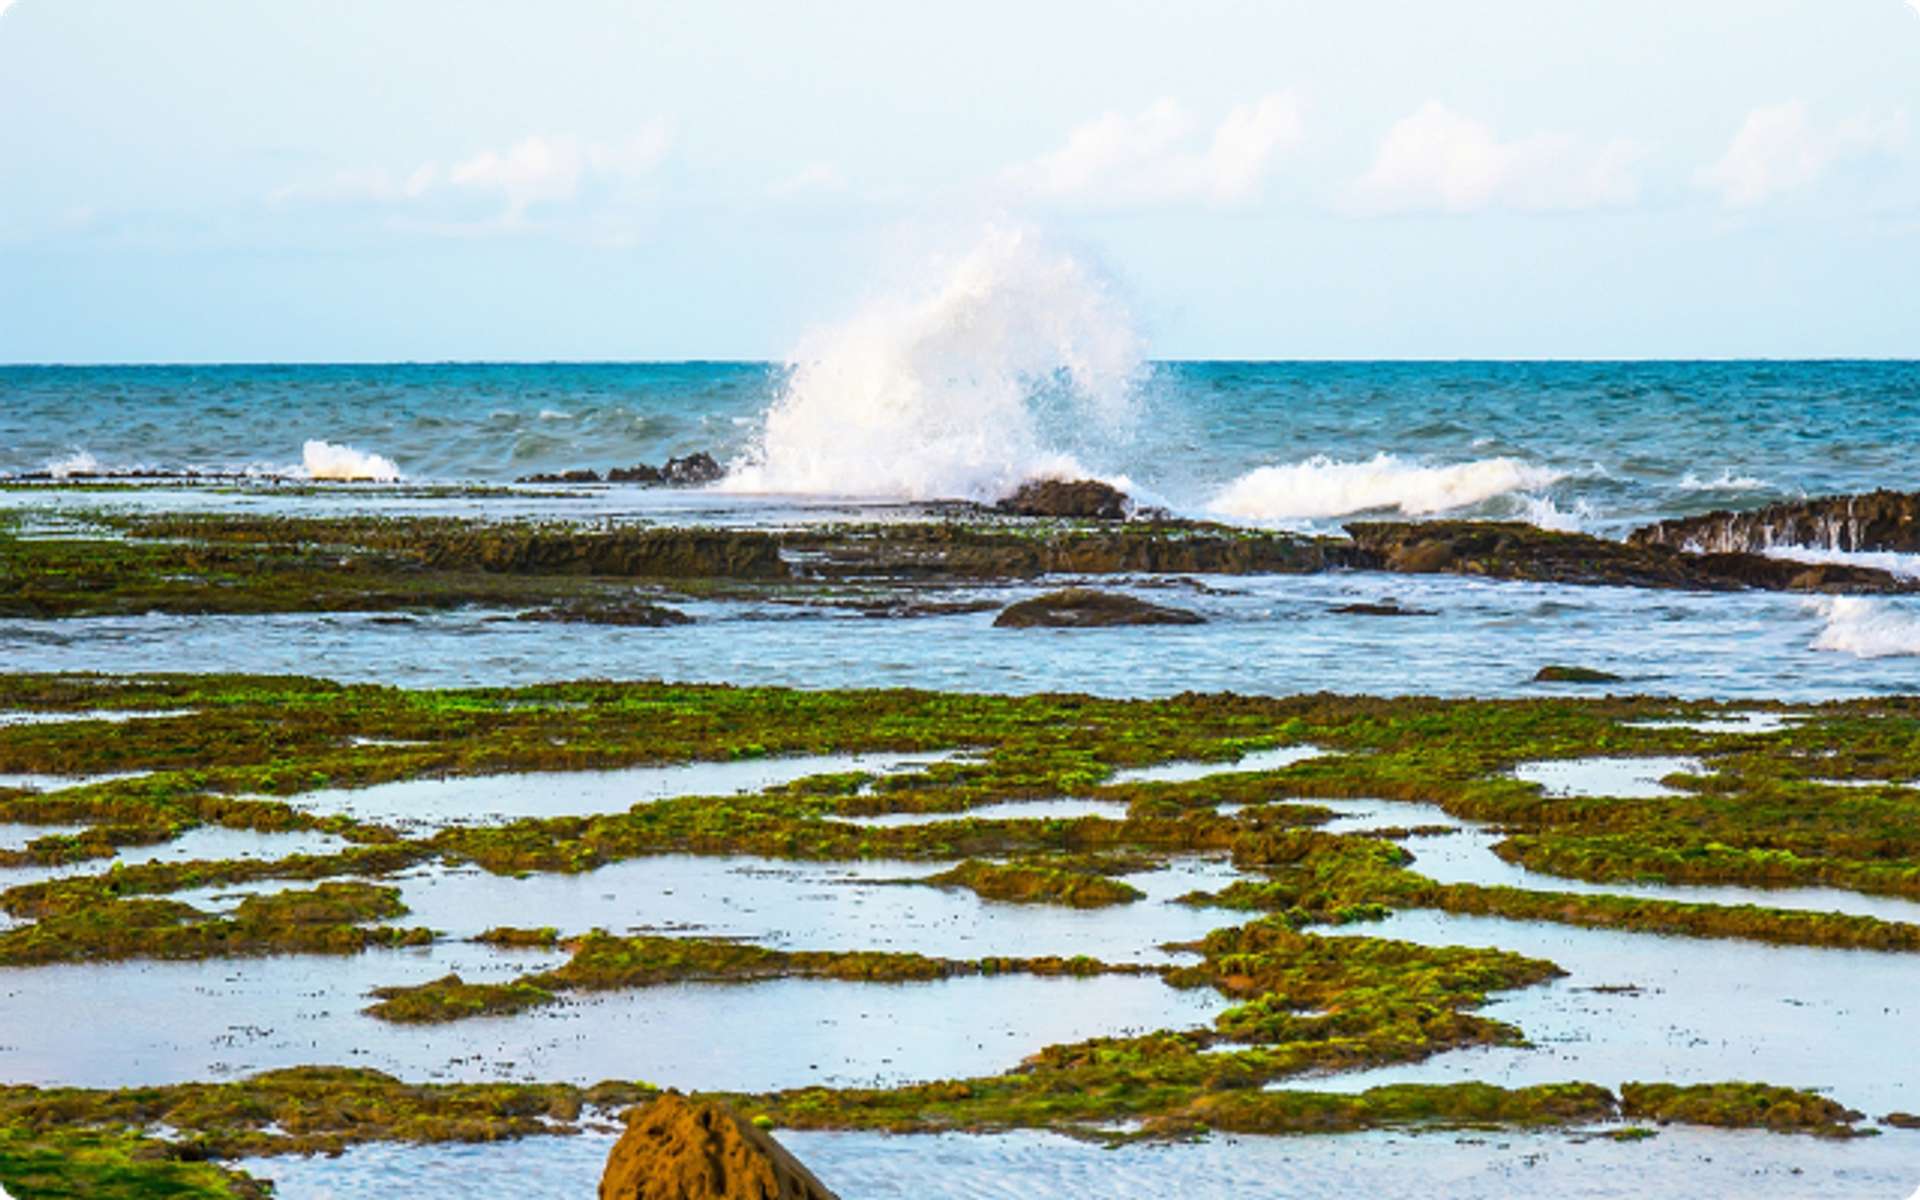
left=240, top=1124, right=1920, bottom=1200
left=1106, top=745, right=1321, bottom=785
left=1511, top=757, right=1704, bottom=799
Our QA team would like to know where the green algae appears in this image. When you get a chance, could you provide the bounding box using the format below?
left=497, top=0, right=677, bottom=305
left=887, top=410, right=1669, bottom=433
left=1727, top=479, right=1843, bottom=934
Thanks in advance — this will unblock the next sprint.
left=365, top=932, right=1150, bottom=1024
left=0, top=1124, right=269, bottom=1199
left=918, top=856, right=1151, bottom=907
left=0, top=882, right=432, bottom=966
left=1620, top=1082, right=1869, bottom=1137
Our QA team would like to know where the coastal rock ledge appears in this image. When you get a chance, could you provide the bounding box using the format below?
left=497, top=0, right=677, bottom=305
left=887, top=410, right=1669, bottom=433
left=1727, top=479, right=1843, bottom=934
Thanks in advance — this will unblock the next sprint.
left=600, top=1093, right=840, bottom=1200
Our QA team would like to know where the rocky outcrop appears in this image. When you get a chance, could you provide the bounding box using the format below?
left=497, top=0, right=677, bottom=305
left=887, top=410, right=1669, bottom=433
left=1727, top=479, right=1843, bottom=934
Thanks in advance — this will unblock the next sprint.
left=1628, top=489, right=1920, bottom=555
left=1347, top=521, right=1915, bottom=594
left=993, top=588, right=1205, bottom=628
left=1533, top=665, right=1625, bottom=684
left=515, top=600, right=693, bottom=626
left=785, top=522, right=1335, bottom=581
left=600, top=1093, right=838, bottom=1200
left=417, top=528, right=789, bottom=580
left=519, top=451, right=726, bottom=487
left=996, top=478, right=1130, bottom=521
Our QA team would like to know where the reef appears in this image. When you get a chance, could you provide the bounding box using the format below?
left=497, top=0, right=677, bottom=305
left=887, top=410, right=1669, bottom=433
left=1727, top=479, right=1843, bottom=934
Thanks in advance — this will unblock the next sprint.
left=992, top=588, right=1206, bottom=628
left=1629, top=488, right=1920, bottom=555
left=994, top=478, right=1132, bottom=521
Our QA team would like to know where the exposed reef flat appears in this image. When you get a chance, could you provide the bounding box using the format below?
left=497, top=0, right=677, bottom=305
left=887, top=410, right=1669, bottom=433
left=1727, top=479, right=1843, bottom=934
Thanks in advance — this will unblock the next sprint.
left=4, top=504, right=1914, bottom=623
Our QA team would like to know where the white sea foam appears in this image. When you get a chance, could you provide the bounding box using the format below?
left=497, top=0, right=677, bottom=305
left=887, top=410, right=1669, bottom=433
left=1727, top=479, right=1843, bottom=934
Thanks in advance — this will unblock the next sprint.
left=1512, top=493, right=1597, bottom=532
left=44, top=450, right=100, bottom=479
left=301, top=440, right=401, bottom=482
left=1767, top=546, right=1920, bottom=581
left=1677, top=469, right=1768, bottom=492
left=1207, top=454, right=1563, bottom=523
left=724, top=223, right=1145, bottom=501
left=1810, top=596, right=1920, bottom=658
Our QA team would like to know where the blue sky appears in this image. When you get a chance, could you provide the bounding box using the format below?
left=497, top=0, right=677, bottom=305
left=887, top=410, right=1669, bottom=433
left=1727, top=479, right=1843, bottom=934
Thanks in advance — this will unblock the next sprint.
left=1, top=0, right=1916, bottom=362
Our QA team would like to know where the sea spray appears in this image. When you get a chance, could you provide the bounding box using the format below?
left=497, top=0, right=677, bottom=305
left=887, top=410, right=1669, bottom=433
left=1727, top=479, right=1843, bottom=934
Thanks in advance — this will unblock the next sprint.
left=1810, top=596, right=1920, bottom=658
left=302, top=440, right=401, bottom=482
left=1207, top=453, right=1563, bottom=523
left=724, top=223, right=1145, bottom=501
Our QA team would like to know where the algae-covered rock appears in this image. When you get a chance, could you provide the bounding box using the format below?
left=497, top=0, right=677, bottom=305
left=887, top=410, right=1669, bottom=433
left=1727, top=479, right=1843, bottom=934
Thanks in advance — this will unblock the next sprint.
left=993, top=588, right=1205, bottom=628
left=600, top=1093, right=838, bottom=1200
left=1533, top=665, right=1625, bottom=684
left=996, top=478, right=1130, bottom=521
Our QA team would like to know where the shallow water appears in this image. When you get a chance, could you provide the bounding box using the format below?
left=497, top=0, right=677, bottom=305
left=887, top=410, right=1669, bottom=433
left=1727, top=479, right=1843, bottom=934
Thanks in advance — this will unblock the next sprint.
left=277, top=752, right=958, bottom=831
left=1106, top=745, right=1322, bottom=785
left=3, top=573, right=1915, bottom=701
left=238, top=1124, right=1920, bottom=1200
left=1510, top=757, right=1705, bottom=800
left=1319, top=910, right=1920, bottom=1117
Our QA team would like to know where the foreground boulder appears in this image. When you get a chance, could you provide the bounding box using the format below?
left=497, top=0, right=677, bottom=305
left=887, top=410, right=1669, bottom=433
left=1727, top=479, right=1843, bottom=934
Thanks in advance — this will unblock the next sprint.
left=996, top=478, right=1130, bottom=520
left=994, top=587, right=1205, bottom=628
left=600, top=1093, right=838, bottom=1200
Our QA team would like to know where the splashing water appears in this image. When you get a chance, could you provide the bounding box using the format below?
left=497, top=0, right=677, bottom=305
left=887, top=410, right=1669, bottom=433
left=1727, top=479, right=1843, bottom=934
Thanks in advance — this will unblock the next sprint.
left=302, top=440, right=400, bottom=482
left=1809, top=595, right=1920, bottom=658
left=725, top=224, right=1145, bottom=501
left=1207, top=453, right=1563, bottom=524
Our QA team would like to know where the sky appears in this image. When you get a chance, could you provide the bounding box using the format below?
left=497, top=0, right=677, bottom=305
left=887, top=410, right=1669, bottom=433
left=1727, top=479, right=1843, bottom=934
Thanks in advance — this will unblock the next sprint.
left=1, top=0, right=1917, bottom=362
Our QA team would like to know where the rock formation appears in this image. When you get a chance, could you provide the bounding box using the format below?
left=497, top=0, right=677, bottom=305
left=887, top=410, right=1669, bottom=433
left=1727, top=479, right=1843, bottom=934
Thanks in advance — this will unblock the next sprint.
left=993, top=587, right=1205, bottom=628
left=600, top=1093, right=839, bottom=1200
left=1628, top=489, right=1920, bottom=555
left=995, top=478, right=1131, bottom=521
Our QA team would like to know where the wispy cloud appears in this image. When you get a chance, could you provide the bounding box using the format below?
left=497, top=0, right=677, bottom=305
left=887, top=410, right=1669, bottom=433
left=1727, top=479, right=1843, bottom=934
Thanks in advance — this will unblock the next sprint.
left=1346, top=102, right=1643, bottom=215
left=1695, top=101, right=1909, bottom=207
left=1001, top=94, right=1305, bottom=209
left=269, top=120, right=675, bottom=232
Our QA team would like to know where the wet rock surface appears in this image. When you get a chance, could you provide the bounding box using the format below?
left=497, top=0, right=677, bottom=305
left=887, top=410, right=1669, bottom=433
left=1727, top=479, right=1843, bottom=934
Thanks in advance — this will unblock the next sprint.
left=993, top=588, right=1206, bottom=628
left=515, top=600, right=694, bottom=627
left=519, top=451, right=725, bottom=487
left=1347, top=521, right=1916, bottom=594
left=995, top=478, right=1131, bottom=521
left=600, top=1093, right=839, bottom=1200
left=1533, top=665, right=1625, bottom=684
left=1629, top=489, right=1920, bottom=555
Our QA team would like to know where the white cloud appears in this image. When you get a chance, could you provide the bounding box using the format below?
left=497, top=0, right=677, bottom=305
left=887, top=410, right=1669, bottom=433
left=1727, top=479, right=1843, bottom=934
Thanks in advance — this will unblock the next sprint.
left=270, top=120, right=674, bottom=224
left=768, top=161, right=846, bottom=197
left=1348, top=101, right=1643, bottom=215
left=1695, top=101, right=1909, bottom=207
left=0, top=0, right=17, bottom=19
left=1002, top=94, right=1304, bottom=208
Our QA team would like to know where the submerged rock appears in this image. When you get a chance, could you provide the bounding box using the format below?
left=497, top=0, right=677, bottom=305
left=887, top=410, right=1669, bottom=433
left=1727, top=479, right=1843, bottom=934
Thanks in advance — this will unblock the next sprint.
left=993, top=588, right=1205, bottom=628
left=1629, top=489, right=1920, bottom=555
left=661, top=452, right=725, bottom=485
left=1330, top=600, right=1435, bottom=617
left=515, top=600, right=693, bottom=627
left=600, top=1093, right=839, bottom=1200
left=996, top=478, right=1131, bottom=521
left=1533, top=665, right=1625, bottom=684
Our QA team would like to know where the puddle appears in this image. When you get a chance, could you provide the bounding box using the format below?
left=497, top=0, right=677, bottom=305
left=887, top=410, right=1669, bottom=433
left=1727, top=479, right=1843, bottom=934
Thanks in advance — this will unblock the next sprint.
left=239, top=1124, right=1920, bottom=1200
left=1317, top=909, right=1920, bottom=1117
left=0, top=709, right=197, bottom=729
left=0, top=826, right=353, bottom=890
left=837, top=798, right=1126, bottom=827
left=1623, top=712, right=1803, bottom=735
left=1106, top=746, right=1321, bottom=786
left=1510, top=757, right=1704, bottom=799
left=0, top=948, right=1225, bottom=1092
left=0, top=771, right=152, bottom=793
left=276, top=753, right=960, bottom=831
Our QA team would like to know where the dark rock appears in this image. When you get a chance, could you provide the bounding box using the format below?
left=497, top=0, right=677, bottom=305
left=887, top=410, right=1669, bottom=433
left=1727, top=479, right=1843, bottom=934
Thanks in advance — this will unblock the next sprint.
left=1330, top=601, right=1435, bottom=616
left=1884, top=1111, right=1920, bottom=1129
left=1534, top=665, right=1626, bottom=684
left=517, top=469, right=603, bottom=484
left=1629, top=489, right=1920, bottom=555
left=516, top=600, right=693, bottom=627
left=608, top=464, right=664, bottom=484
left=600, top=1092, right=839, bottom=1200
left=416, top=528, right=789, bottom=580
left=662, top=453, right=725, bottom=485
left=784, top=522, right=1334, bottom=581
left=1347, top=520, right=1916, bottom=594
left=993, top=588, right=1205, bottom=628
left=996, top=478, right=1131, bottom=521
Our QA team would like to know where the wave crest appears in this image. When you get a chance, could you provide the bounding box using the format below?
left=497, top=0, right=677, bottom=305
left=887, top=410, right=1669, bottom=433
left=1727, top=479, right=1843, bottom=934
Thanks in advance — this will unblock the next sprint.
left=302, top=440, right=400, bottom=482
left=724, top=223, right=1144, bottom=501
left=1810, top=596, right=1920, bottom=658
left=1207, top=453, right=1563, bottom=522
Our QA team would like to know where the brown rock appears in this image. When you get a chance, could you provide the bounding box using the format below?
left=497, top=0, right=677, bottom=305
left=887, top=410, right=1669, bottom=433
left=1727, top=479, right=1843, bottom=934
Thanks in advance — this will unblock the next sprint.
left=993, top=587, right=1205, bottom=628
left=996, top=478, right=1131, bottom=520
left=1628, top=489, right=1920, bottom=555
left=600, top=1093, right=839, bottom=1200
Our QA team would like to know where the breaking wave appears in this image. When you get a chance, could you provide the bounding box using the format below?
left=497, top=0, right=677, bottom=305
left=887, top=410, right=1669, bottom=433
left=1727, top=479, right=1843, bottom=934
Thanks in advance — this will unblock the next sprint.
left=1810, top=596, right=1920, bottom=658
left=724, top=223, right=1145, bottom=501
left=1207, top=454, right=1563, bottom=523
left=301, top=440, right=400, bottom=482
